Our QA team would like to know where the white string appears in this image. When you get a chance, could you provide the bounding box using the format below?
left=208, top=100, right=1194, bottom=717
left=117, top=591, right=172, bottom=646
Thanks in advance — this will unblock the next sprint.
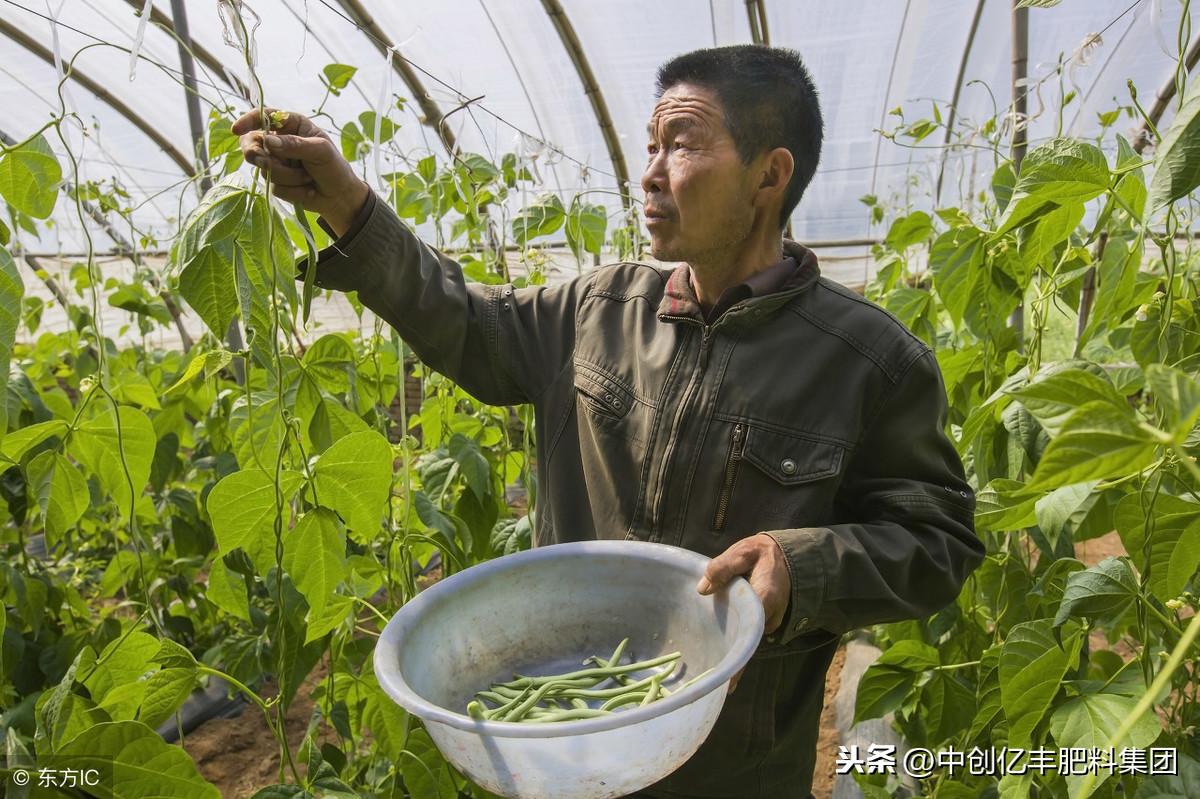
left=374, top=45, right=395, bottom=192
left=128, top=0, right=153, bottom=81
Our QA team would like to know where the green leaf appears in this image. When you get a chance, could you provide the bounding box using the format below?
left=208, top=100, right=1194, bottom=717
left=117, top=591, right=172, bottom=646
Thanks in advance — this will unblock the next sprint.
left=1136, top=751, right=1200, bottom=798
left=999, top=619, right=1082, bottom=748
left=448, top=433, right=489, bottom=501
left=311, top=430, right=393, bottom=536
left=152, top=638, right=198, bottom=670
left=1049, top=693, right=1160, bottom=798
left=283, top=508, right=347, bottom=628
left=564, top=200, right=607, bottom=259
left=83, top=632, right=160, bottom=705
left=919, top=671, right=975, bottom=744
left=0, top=133, right=62, bottom=218
left=398, top=727, right=457, bottom=799
left=1114, top=134, right=1146, bottom=222
left=1027, top=401, right=1159, bottom=490
left=1034, top=481, right=1101, bottom=552
left=69, top=404, right=156, bottom=519
left=303, top=593, right=354, bottom=643
left=1148, top=69, right=1200, bottom=211
left=1053, top=556, right=1139, bottom=628
left=1015, top=202, right=1082, bottom=274
left=992, top=160, right=1016, bottom=213
left=166, top=349, right=233, bottom=396
left=1145, top=364, right=1200, bottom=441
left=967, top=645, right=1003, bottom=743
left=853, top=640, right=939, bottom=724
left=512, top=194, right=565, bottom=244
left=1080, top=238, right=1142, bottom=345
left=1009, top=366, right=1126, bottom=438
left=57, top=721, right=220, bottom=798
left=207, top=560, right=251, bottom=621
left=26, top=450, right=88, bottom=547
left=884, top=211, right=932, bottom=251
left=1145, top=514, right=1200, bottom=601
left=975, top=478, right=1039, bottom=532
left=179, top=242, right=238, bottom=338
left=358, top=111, right=398, bottom=145
left=1114, top=492, right=1200, bottom=566
left=340, top=121, right=365, bottom=162
left=309, top=395, right=370, bottom=453
left=139, top=667, right=197, bottom=729
left=208, top=469, right=305, bottom=575
left=37, top=651, right=109, bottom=753
left=929, top=225, right=985, bottom=328
left=0, top=247, right=22, bottom=442
left=996, top=139, right=1109, bottom=234
left=321, top=63, right=357, bottom=94
left=490, top=515, right=532, bottom=556
left=1, top=418, right=68, bottom=462
left=302, top=334, right=355, bottom=393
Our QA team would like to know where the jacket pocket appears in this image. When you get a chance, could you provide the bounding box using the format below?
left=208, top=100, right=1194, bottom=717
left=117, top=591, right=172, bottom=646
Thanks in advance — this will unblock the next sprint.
left=710, top=419, right=846, bottom=533
left=574, top=367, right=633, bottom=422
left=741, top=423, right=844, bottom=485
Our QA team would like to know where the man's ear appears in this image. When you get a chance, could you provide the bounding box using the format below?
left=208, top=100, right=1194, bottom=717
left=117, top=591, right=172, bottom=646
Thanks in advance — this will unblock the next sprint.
left=754, top=147, right=794, bottom=210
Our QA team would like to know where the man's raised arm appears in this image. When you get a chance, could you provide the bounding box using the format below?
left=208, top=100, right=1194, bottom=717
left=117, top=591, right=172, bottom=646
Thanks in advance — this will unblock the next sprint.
left=233, top=109, right=593, bottom=407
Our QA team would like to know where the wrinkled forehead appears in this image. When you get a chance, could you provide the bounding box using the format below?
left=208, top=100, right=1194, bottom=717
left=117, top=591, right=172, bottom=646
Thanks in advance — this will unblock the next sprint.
left=647, top=84, right=727, bottom=137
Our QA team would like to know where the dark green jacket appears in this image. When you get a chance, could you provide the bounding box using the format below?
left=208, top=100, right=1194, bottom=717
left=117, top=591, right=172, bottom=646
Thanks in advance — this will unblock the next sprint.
left=307, top=193, right=985, bottom=798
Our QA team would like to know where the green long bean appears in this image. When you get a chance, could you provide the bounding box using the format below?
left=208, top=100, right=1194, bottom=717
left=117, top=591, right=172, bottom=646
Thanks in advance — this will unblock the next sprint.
left=466, top=641, right=703, bottom=723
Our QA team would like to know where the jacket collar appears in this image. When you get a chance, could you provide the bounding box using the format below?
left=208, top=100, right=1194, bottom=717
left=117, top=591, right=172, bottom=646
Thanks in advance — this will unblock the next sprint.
left=656, top=239, right=821, bottom=329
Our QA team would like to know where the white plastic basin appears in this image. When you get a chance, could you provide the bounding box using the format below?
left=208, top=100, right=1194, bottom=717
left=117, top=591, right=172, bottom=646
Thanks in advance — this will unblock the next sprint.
left=373, top=539, right=766, bottom=799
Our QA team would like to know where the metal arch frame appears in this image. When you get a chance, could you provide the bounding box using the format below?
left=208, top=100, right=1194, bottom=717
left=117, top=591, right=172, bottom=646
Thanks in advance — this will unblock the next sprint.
left=864, top=0, right=914, bottom=239
left=0, top=16, right=196, bottom=178
left=934, top=0, right=985, bottom=204
left=118, top=0, right=250, bottom=100
left=1135, top=30, right=1200, bottom=153
left=539, top=0, right=632, bottom=207
left=332, top=0, right=458, bottom=156
left=746, top=0, right=770, bottom=45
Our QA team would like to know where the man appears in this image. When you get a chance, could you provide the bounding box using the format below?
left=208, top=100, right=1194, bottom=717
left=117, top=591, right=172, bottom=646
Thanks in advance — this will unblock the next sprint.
left=235, top=45, right=983, bottom=799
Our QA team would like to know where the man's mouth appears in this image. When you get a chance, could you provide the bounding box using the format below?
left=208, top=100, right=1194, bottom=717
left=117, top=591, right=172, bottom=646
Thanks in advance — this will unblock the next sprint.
left=643, top=207, right=671, bottom=222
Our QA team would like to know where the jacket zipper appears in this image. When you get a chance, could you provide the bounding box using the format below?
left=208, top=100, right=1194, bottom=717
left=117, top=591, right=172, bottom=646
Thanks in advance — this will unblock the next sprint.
left=648, top=318, right=714, bottom=540
left=712, top=422, right=746, bottom=530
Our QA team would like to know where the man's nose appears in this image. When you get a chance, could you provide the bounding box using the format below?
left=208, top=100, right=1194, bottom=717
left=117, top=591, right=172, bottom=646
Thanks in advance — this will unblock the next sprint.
left=641, top=151, right=666, bottom=196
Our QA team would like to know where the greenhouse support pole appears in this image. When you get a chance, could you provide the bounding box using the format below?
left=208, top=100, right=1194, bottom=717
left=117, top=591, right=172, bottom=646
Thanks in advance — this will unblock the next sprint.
left=934, top=0, right=986, bottom=205
left=168, top=0, right=212, bottom=194
left=1009, top=0, right=1028, bottom=346
left=540, top=0, right=633, bottom=209
left=168, top=0, right=245, bottom=376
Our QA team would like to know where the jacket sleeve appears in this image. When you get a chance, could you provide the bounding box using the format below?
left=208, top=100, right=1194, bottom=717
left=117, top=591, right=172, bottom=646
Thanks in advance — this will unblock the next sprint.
left=762, top=348, right=985, bottom=644
left=301, top=190, right=595, bottom=407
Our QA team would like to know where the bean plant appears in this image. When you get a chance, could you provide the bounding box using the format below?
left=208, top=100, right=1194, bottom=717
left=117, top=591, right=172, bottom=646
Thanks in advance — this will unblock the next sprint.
left=0, top=3, right=1198, bottom=799
left=848, top=19, right=1200, bottom=799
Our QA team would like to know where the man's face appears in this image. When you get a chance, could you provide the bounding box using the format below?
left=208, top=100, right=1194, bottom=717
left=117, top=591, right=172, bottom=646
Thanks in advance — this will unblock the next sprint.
left=641, top=82, right=757, bottom=266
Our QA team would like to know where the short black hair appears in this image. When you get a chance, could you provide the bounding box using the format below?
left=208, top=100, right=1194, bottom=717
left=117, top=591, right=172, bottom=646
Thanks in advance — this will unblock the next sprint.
left=655, top=45, right=823, bottom=230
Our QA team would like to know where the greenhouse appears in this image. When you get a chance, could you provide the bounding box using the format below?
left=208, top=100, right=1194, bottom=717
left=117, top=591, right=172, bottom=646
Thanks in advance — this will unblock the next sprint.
left=0, top=0, right=1197, bottom=797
